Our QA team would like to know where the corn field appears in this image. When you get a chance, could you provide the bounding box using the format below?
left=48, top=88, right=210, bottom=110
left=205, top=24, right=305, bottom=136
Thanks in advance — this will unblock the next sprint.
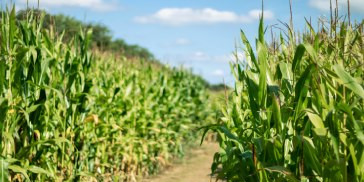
left=204, top=14, right=364, bottom=181
left=0, top=6, right=210, bottom=181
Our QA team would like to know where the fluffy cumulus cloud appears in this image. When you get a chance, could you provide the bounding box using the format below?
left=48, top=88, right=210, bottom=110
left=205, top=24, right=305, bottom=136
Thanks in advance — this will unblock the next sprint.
left=248, top=9, right=274, bottom=20
left=134, top=8, right=274, bottom=26
left=309, top=0, right=364, bottom=13
left=18, top=0, right=118, bottom=11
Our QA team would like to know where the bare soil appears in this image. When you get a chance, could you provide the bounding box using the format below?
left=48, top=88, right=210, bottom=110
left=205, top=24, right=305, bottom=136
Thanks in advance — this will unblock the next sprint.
left=142, top=142, right=219, bottom=182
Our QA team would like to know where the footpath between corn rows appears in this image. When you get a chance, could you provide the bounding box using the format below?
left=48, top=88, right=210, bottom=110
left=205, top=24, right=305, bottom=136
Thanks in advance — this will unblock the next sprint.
left=142, top=142, right=219, bottom=182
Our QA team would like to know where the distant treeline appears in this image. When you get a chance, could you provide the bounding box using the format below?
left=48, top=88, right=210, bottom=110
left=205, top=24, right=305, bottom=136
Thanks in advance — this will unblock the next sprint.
left=208, top=83, right=230, bottom=91
left=14, top=9, right=155, bottom=60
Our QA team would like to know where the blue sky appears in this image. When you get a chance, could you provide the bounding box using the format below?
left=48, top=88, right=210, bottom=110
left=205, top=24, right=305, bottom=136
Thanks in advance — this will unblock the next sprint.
left=10, top=0, right=364, bottom=84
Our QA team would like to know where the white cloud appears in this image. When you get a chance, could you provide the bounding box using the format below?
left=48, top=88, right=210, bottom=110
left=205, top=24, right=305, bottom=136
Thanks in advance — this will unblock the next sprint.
left=19, top=0, right=118, bottom=12
left=188, top=51, right=231, bottom=63
left=309, top=0, right=364, bottom=13
left=249, top=9, right=274, bottom=20
left=191, top=51, right=209, bottom=61
left=212, top=69, right=224, bottom=76
left=134, top=8, right=274, bottom=26
left=175, top=38, right=190, bottom=45
left=193, top=52, right=245, bottom=63
left=161, top=50, right=241, bottom=66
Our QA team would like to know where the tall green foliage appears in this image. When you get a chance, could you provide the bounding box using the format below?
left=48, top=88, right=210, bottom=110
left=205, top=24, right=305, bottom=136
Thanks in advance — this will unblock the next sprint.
left=205, top=16, right=364, bottom=181
left=0, top=7, right=210, bottom=181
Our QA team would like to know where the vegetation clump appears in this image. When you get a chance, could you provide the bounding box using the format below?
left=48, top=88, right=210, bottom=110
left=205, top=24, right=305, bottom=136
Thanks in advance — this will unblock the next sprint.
left=204, top=9, right=364, bottom=182
left=0, top=6, right=211, bottom=181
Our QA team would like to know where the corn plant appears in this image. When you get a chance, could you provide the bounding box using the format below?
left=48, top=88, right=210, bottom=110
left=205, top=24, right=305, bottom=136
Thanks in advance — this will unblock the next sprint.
left=0, top=6, right=210, bottom=181
left=204, top=15, right=364, bottom=181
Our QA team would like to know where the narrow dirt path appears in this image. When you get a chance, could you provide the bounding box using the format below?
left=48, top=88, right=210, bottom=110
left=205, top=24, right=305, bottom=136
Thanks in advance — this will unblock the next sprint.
left=142, top=142, right=219, bottom=182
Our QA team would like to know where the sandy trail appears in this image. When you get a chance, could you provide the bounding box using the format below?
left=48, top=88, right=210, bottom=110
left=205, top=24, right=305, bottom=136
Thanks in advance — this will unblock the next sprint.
left=142, top=142, right=219, bottom=182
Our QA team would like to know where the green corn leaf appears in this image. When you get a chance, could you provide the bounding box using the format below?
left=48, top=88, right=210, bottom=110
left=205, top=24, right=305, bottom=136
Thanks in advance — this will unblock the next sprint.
left=303, top=43, right=317, bottom=61
left=303, top=136, right=322, bottom=175
left=241, top=30, right=258, bottom=70
left=306, top=111, right=325, bottom=128
left=257, top=41, right=268, bottom=107
left=292, top=44, right=305, bottom=72
left=325, top=111, right=340, bottom=161
left=27, top=165, right=49, bottom=175
left=348, top=143, right=360, bottom=176
left=293, top=65, right=313, bottom=121
left=313, top=128, right=328, bottom=137
left=271, top=94, right=282, bottom=128
left=294, top=65, right=312, bottom=101
left=0, top=157, right=9, bottom=182
left=358, top=148, right=364, bottom=175
left=279, top=62, right=293, bottom=81
left=258, top=16, right=264, bottom=43
left=217, top=126, right=240, bottom=143
left=245, top=72, right=260, bottom=120
left=333, top=65, right=364, bottom=99
left=0, top=59, right=6, bottom=94
left=8, top=5, right=16, bottom=49
left=0, top=98, right=8, bottom=127
left=337, top=103, right=364, bottom=145
left=264, top=166, right=299, bottom=182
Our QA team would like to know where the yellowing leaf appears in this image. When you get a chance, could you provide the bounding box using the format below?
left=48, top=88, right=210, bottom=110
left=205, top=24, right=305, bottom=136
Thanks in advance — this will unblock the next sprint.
left=307, top=112, right=325, bottom=128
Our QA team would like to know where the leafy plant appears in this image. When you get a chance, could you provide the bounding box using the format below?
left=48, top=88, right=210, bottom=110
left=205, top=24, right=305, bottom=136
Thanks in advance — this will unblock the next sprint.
left=0, top=6, right=210, bottom=181
left=204, top=12, right=364, bottom=182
